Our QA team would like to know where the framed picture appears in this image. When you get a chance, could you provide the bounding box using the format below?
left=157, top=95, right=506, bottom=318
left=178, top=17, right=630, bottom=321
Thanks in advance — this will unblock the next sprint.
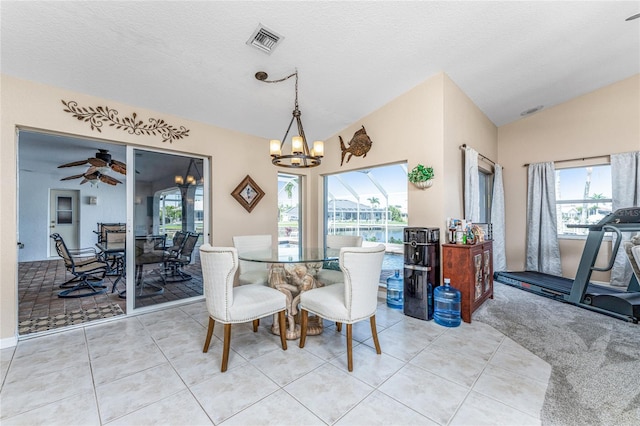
left=231, top=175, right=265, bottom=213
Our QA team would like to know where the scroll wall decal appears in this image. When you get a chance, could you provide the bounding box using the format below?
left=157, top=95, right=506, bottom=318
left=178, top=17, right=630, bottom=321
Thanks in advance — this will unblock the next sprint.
left=61, top=100, right=190, bottom=143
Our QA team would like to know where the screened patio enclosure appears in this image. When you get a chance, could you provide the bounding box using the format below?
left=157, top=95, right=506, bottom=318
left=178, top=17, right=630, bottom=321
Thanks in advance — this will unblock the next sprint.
left=324, top=163, right=408, bottom=245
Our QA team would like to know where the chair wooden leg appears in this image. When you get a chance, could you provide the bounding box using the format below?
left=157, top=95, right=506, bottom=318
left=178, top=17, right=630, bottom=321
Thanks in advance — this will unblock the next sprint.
left=336, top=322, right=342, bottom=332
left=203, top=317, right=214, bottom=353
left=370, top=315, right=381, bottom=354
left=347, top=323, right=353, bottom=372
left=299, top=309, right=308, bottom=348
left=221, top=323, right=231, bottom=372
left=253, top=319, right=259, bottom=332
left=278, top=310, right=287, bottom=350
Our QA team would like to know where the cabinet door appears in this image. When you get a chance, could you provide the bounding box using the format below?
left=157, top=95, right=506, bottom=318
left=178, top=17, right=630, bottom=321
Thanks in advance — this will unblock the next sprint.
left=483, top=248, right=491, bottom=293
left=473, top=250, right=483, bottom=301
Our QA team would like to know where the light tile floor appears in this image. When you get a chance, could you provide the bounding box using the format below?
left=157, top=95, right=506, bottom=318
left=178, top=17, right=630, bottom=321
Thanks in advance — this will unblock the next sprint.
left=0, top=295, right=551, bottom=425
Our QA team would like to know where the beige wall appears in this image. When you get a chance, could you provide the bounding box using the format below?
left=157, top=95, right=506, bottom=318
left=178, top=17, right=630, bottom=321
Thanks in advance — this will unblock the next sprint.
left=1, top=74, right=280, bottom=343
left=310, top=72, right=446, bottom=243
left=310, top=72, right=497, bottom=245
left=497, top=74, right=640, bottom=278
left=443, top=76, right=498, bottom=219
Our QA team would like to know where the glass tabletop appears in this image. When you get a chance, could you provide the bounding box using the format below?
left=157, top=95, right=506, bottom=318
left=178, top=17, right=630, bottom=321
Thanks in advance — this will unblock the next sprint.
left=96, top=242, right=126, bottom=253
left=238, top=247, right=340, bottom=263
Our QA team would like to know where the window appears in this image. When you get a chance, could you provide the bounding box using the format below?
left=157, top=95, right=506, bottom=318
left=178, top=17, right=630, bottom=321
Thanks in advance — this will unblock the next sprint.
left=278, top=173, right=302, bottom=246
left=324, top=164, right=408, bottom=244
left=555, top=165, right=612, bottom=236
left=157, top=185, right=204, bottom=236
left=478, top=168, right=493, bottom=223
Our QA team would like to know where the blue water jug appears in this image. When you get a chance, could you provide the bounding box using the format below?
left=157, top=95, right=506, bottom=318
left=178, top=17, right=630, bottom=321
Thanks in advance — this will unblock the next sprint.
left=386, top=270, right=403, bottom=310
left=434, top=278, right=461, bottom=327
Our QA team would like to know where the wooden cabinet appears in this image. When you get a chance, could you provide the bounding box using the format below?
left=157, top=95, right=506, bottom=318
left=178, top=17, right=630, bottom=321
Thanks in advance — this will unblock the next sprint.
left=442, top=241, right=493, bottom=323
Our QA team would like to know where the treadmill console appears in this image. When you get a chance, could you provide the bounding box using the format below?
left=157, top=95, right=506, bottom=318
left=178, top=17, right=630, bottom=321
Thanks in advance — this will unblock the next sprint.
left=612, top=207, right=640, bottom=223
left=582, top=207, right=640, bottom=230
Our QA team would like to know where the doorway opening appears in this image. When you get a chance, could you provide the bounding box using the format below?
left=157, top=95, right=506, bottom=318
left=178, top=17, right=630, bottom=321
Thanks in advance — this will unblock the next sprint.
left=17, top=129, right=208, bottom=336
left=48, top=189, right=80, bottom=256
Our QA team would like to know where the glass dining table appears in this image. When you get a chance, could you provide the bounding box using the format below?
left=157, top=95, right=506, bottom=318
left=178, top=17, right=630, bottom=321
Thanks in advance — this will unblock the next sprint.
left=238, top=246, right=340, bottom=340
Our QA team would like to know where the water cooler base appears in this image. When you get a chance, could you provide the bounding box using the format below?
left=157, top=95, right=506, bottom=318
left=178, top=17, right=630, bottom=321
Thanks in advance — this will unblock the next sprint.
left=403, top=266, right=434, bottom=321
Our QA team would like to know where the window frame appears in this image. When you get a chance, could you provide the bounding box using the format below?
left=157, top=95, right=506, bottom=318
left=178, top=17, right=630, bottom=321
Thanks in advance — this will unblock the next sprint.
left=278, top=172, right=303, bottom=247
left=554, top=163, right=612, bottom=239
left=322, top=163, right=408, bottom=245
left=478, top=166, right=494, bottom=224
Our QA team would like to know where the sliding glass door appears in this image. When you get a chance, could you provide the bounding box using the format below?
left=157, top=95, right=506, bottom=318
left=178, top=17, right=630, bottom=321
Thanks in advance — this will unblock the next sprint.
left=128, top=148, right=208, bottom=310
left=16, top=129, right=209, bottom=336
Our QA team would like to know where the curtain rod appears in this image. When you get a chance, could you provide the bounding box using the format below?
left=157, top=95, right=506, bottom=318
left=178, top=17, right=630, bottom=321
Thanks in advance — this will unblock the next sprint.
left=522, top=154, right=610, bottom=167
left=460, top=144, right=497, bottom=167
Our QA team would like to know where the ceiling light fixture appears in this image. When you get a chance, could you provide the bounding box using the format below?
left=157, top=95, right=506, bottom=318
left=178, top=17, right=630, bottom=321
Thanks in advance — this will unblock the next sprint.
left=256, top=69, right=323, bottom=168
left=175, top=158, right=203, bottom=187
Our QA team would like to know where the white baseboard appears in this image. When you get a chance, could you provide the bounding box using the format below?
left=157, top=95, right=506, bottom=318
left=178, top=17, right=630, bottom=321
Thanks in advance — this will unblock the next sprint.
left=0, top=335, right=18, bottom=349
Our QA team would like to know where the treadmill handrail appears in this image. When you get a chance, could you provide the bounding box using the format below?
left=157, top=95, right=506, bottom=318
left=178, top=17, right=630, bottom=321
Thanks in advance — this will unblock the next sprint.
left=591, top=225, right=622, bottom=272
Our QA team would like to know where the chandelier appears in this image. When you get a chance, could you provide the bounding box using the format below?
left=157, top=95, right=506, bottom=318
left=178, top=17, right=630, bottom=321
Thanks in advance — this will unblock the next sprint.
left=174, top=158, right=203, bottom=187
left=256, top=70, right=323, bottom=168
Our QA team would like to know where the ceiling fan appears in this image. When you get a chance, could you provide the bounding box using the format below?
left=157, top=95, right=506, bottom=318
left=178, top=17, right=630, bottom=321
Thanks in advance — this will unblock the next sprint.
left=58, top=149, right=126, bottom=186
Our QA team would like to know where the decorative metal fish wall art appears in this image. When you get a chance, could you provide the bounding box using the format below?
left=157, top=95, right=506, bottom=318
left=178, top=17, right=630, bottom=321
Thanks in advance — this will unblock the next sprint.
left=339, top=126, right=372, bottom=166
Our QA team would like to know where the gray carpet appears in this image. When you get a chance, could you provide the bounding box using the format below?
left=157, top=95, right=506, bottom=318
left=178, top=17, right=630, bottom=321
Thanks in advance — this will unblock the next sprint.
left=473, top=282, right=640, bottom=426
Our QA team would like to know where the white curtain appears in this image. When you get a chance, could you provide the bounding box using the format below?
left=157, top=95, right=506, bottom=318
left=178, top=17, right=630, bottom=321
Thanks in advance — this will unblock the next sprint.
left=464, top=146, right=480, bottom=222
left=491, top=164, right=507, bottom=271
left=526, top=162, right=562, bottom=275
left=610, top=151, right=640, bottom=287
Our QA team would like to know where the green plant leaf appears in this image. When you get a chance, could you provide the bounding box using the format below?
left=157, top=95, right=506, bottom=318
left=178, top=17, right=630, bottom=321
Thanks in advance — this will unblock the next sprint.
left=408, top=164, right=434, bottom=183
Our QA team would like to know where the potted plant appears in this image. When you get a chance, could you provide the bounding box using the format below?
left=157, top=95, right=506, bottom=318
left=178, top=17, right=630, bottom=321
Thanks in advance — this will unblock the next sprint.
left=408, top=164, right=434, bottom=189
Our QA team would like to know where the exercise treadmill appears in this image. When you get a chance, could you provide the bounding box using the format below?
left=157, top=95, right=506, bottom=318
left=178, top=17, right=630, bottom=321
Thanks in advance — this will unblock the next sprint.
left=495, top=207, right=640, bottom=323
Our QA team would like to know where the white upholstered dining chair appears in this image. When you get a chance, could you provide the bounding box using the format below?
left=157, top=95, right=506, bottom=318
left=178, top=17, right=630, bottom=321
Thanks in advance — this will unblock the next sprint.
left=299, top=244, right=385, bottom=372
left=199, top=244, right=287, bottom=372
left=232, top=234, right=272, bottom=285
left=316, top=234, right=363, bottom=286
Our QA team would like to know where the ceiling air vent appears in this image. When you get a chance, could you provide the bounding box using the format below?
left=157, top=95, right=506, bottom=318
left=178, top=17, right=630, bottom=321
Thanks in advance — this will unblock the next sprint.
left=247, top=25, right=283, bottom=54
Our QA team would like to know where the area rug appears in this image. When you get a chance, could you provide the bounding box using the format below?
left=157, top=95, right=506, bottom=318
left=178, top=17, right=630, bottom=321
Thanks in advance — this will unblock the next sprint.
left=18, top=303, right=125, bottom=335
left=473, top=282, right=640, bottom=426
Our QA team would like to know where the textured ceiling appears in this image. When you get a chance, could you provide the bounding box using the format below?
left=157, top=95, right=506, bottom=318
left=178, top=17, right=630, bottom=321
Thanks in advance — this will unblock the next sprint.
left=2, top=1, right=639, bottom=143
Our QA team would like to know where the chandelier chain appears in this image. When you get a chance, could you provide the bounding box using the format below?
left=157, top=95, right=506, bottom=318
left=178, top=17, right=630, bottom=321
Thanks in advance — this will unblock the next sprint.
left=260, top=70, right=299, bottom=110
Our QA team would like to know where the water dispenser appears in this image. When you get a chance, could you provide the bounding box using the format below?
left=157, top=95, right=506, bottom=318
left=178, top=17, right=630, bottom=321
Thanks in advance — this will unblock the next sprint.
left=403, top=227, right=440, bottom=320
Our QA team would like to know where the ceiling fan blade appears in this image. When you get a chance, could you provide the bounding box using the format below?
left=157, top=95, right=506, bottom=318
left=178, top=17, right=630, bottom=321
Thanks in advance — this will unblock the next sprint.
left=99, top=174, right=122, bottom=185
left=60, top=173, right=85, bottom=181
left=58, top=149, right=126, bottom=185
left=110, top=161, right=126, bottom=175
left=58, top=159, right=90, bottom=168
left=87, top=158, right=108, bottom=167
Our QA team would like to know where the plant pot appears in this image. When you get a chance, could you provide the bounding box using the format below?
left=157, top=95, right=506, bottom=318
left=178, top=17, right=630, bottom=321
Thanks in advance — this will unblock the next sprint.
left=412, top=180, right=433, bottom=189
